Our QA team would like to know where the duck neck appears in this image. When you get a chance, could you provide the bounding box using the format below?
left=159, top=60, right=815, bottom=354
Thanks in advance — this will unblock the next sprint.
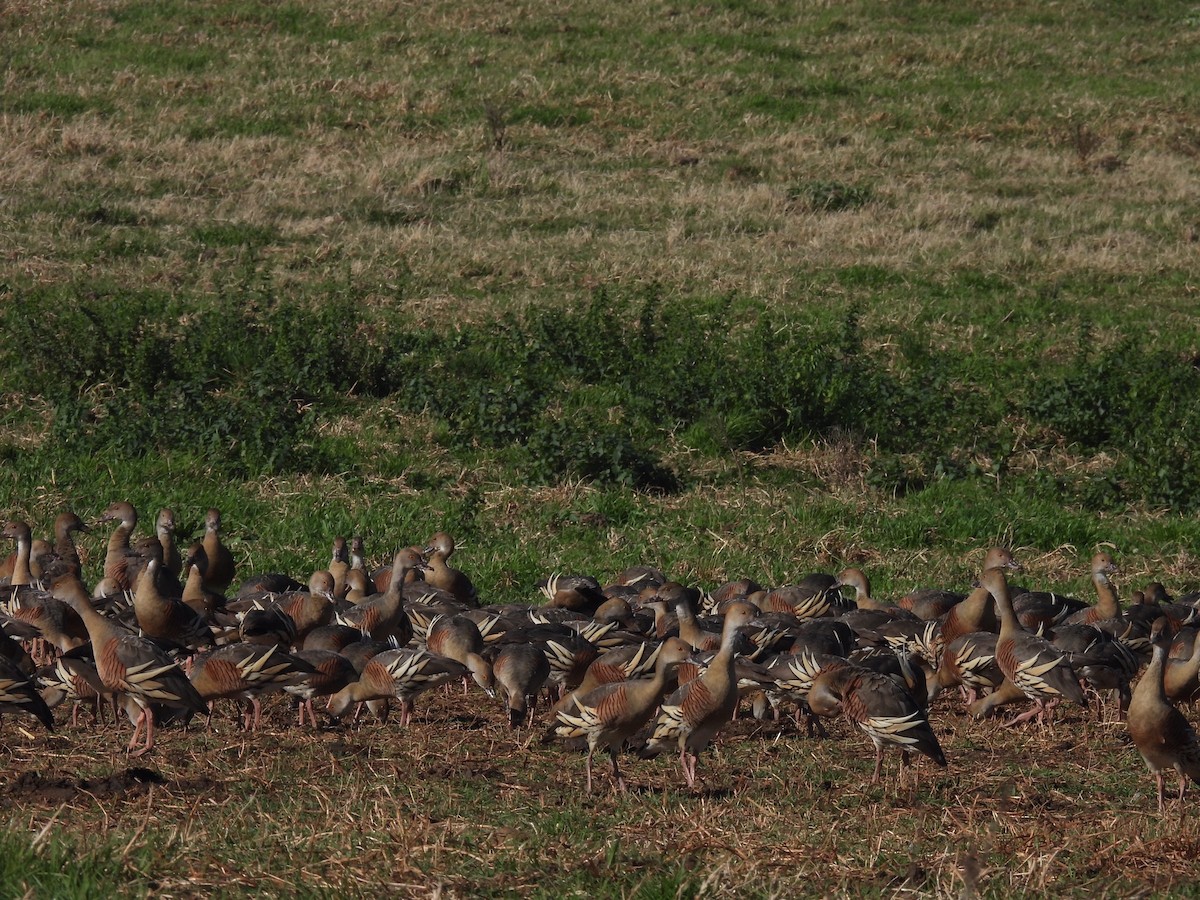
left=135, top=563, right=164, bottom=607
left=106, top=518, right=135, bottom=574
left=53, top=577, right=111, bottom=640
left=674, top=603, right=705, bottom=644
left=158, top=529, right=180, bottom=575
left=182, top=566, right=206, bottom=602
left=11, top=532, right=33, bottom=586
left=1092, top=570, right=1121, bottom=618
left=958, top=580, right=999, bottom=632
left=55, top=526, right=83, bottom=574
left=712, top=615, right=745, bottom=672
left=1140, top=643, right=1169, bottom=706
left=989, top=576, right=1022, bottom=639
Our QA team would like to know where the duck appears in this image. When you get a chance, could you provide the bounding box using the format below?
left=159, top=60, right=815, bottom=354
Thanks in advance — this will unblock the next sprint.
left=641, top=601, right=759, bottom=787
left=4, top=586, right=89, bottom=660
left=284, top=649, right=359, bottom=726
left=188, top=643, right=316, bottom=730
left=336, top=548, right=426, bottom=644
left=938, top=547, right=1022, bottom=645
left=268, top=584, right=333, bottom=645
left=133, top=556, right=215, bottom=652
left=92, top=501, right=139, bottom=598
left=1049, top=622, right=1137, bottom=720
left=0, top=654, right=55, bottom=729
left=328, top=648, right=470, bottom=726
left=491, top=642, right=551, bottom=727
left=654, top=582, right=720, bottom=651
left=424, top=614, right=495, bottom=696
left=539, top=639, right=666, bottom=730
left=545, top=637, right=694, bottom=793
left=155, top=509, right=183, bottom=579
left=1063, top=552, right=1122, bottom=625
left=1127, top=619, right=1200, bottom=812
left=2, top=520, right=37, bottom=588
left=327, top=537, right=350, bottom=598
left=199, top=508, right=236, bottom=592
left=807, top=662, right=945, bottom=784
left=45, top=512, right=90, bottom=580
left=423, top=532, right=479, bottom=608
left=969, top=569, right=1086, bottom=726
left=52, top=574, right=207, bottom=756
left=834, top=569, right=919, bottom=630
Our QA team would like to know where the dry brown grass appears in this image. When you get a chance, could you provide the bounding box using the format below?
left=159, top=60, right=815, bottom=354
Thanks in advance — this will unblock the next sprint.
left=4, top=683, right=1197, bottom=898
left=3, top=0, right=1198, bottom=331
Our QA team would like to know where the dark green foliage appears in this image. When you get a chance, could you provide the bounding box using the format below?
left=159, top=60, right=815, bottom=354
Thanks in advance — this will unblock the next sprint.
left=2, top=282, right=378, bottom=477
left=1026, top=332, right=1200, bottom=510
left=3, top=282, right=1200, bottom=507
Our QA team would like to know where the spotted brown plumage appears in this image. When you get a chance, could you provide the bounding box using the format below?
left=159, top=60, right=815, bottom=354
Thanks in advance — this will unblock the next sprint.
left=546, top=637, right=693, bottom=793
left=808, top=662, right=945, bottom=783
left=328, top=648, right=469, bottom=726
left=336, top=548, right=425, bottom=644
left=189, top=643, right=317, bottom=730
left=1128, top=619, right=1200, bottom=812
left=971, top=568, right=1086, bottom=725
left=53, top=574, right=206, bottom=755
left=642, top=601, right=759, bottom=787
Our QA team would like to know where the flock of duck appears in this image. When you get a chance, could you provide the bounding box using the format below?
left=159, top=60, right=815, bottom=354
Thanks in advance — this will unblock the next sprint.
left=2, top=503, right=1200, bottom=809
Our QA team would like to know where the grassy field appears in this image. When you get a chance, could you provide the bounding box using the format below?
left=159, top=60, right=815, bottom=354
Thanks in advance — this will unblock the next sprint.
left=3, top=0, right=1200, bottom=895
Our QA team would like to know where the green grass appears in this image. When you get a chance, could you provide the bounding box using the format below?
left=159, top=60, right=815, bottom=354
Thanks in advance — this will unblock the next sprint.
left=3, top=0, right=1200, bottom=894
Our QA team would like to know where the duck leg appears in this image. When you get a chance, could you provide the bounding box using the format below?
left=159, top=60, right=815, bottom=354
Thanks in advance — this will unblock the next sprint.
left=871, top=747, right=885, bottom=784
left=129, top=709, right=155, bottom=757
left=609, top=749, right=627, bottom=794
left=681, top=749, right=699, bottom=788
left=1003, top=702, right=1044, bottom=728
left=127, top=707, right=146, bottom=752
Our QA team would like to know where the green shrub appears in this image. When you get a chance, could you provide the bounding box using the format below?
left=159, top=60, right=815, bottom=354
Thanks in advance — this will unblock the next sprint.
left=5, top=281, right=1200, bottom=507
